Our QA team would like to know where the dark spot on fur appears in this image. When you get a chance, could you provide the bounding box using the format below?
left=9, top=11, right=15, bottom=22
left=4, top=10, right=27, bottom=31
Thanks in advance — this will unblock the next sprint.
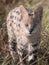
left=18, top=38, right=20, bottom=41
left=8, top=19, right=9, bottom=21
left=14, top=23, right=15, bottom=24
left=15, top=16, right=16, bottom=19
left=10, top=23, right=12, bottom=26
left=18, top=24, right=20, bottom=27
left=17, top=29, right=19, bottom=31
left=16, top=11, right=20, bottom=15
left=12, top=20, right=13, bottom=22
left=10, top=15, right=14, bottom=19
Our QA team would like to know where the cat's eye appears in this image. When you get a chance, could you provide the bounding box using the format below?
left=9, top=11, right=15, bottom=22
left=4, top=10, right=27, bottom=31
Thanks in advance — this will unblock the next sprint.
left=28, top=13, right=33, bottom=16
left=25, top=24, right=28, bottom=27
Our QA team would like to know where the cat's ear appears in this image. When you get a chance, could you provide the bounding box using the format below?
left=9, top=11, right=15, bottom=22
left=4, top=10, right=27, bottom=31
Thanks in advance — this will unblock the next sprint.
left=20, top=5, right=35, bottom=20
left=34, top=6, right=43, bottom=22
left=20, top=5, right=29, bottom=20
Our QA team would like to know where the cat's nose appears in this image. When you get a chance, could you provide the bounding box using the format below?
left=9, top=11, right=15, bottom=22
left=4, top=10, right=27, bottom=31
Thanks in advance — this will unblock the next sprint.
left=29, top=27, right=34, bottom=34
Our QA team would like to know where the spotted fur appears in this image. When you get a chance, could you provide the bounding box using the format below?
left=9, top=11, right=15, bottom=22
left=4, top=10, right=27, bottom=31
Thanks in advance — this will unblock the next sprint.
left=6, top=5, right=43, bottom=65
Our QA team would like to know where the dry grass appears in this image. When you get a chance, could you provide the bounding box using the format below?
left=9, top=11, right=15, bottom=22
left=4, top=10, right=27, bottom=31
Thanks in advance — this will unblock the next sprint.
left=0, top=0, right=49, bottom=65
